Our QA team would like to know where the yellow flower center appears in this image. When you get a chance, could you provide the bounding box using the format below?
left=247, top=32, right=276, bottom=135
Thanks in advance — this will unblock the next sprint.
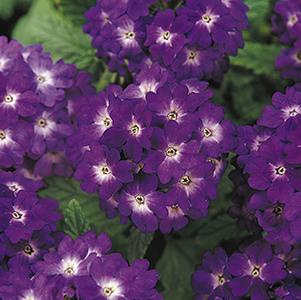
left=251, top=266, right=260, bottom=277
left=130, top=124, right=140, bottom=135
left=167, top=111, right=178, bottom=121
left=180, top=175, right=192, bottom=186
left=101, top=166, right=111, bottom=175
left=166, top=147, right=178, bottom=157
left=103, top=117, right=112, bottom=127
left=125, top=31, right=135, bottom=39
left=202, top=15, right=212, bottom=23
left=163, top=31, right=171, bottom=40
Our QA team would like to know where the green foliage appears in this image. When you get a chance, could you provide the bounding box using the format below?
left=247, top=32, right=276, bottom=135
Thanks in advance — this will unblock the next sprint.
left=0, top=0, right=32, bottom=20
left=54, top=0, right=95, bottom=26
left=39, top=177, right=128, bottom=250
left=127, top=229, right=154, bottom=263
left=12, top=0, right=101, bottom=74
left=231, top=42, right=281, bottom=77
left=63, top=199, right=91, bottom=239
left=244, top=0, right=271, bottom=25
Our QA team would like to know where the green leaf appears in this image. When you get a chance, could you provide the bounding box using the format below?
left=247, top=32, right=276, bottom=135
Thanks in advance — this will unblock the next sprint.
left=158, top=211, right=248, bottom=299
left=39, top=177, right=129, bottom=251
left=12, top=0, right=100, bottom=73
left=127, top=229, right=154, bottom=263
left=230, top=42, right=282, bottom=77
left=0, top=0, right=16, bottom=19
left=244, top=0, right=271, bottom=24
left=55, top=0, right=95, bottom=25
left=63, top=199, right=91, bottom=239
left=157, top=238, right=196, bottom=300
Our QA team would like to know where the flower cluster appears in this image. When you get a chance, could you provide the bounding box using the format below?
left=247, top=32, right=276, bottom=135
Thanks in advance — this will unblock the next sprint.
left=231, top=86, right=301, bottom=246
left=192, top=240, right=301, bottom=299
left=0, top=171, right=61, bottom=271
left=0, top=36, right=94, bottom=178
left=272, top=0, right=301, bottom=81
left=0, top=174, right=162, bottom=299
left=84, top=0, right=248, bottom=81
left=69, top=65, right=236, bottom=233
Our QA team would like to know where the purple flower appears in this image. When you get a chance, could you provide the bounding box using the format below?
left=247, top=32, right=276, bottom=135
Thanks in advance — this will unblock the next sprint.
left=178, top=0, right=247, bottom=55
left=74, top=144, right=134, bottom=200
left=0, top=36, right=22, bottom=74
left=196, top=101, right=236, bottom=156
left=106, top=101, right=153, bottom=161
left=172, top=44, right=221, bottom=80
left=0, top=116, right=32, bottom=168
left=143, top=122, right=199, bottom=184
left=168, top=156, right=217, bottom=219
left=121, top=63, right=170, bottom=101
left=0, top=170, right=43, bottom=195
left=118, top=174, right=167, bottom=232
left=159, top=189, right=189, bottom=233
left=0, top=190, right=60, bottom=243
left=258, top=86, right=301, bottom=133
left=228, top=241, right=287, bottom=298
left=145, top=9, right=189, bottom=66
left=272, top=0, right=301, bottom=45
left=0, top=69, right=38, bottom=118
left=29, top=104, right=73, bottom=156
left=192, top=248, right=234, bottom=299
left=275, top=44, right=301, bottom=82
left=84, top=0, right=127, bottom=38
left=33, top=235, right=94, bottom=296
left=248, top=191, right=301, bottom=244
left=33, top=148, right=73, bottom=178
left=244, top=137, right=301, bottom=199
left=127, top=0, right=156, bottom=20
left=0, top=271, right=54, bottom=300
left=77, top=256, right=162, bottom=300
left=7, top=228, right=60, bottom=269
left=26, top=51, right=76, bottom=107
left=146, top=81, right=212, bottom=128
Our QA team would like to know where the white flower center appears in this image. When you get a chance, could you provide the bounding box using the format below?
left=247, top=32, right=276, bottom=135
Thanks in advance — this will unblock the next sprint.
left=37, top=75, right=46, bottom=84
left=202, top=14, right=212, bottom=23
left=275, top=166, right=286, bottom=176
left=165, top=147, right=178, bottom=157
left=135, top=194, right=145, bottom=205
left=4, top=95, right=13, bottom=103
left=60, top=256, right=80, bottom=277
left=203, top=127, right=213, bottom=138
left=125, top=31, right=135, bottom=39
left=130, top=124, right=140, bottom=136
left=167, top=111, right=178, bottom=120
left=37, top=118, right=47, bottom=128
left=288, top=14, right=298, bottom=27
left=180, top=175, right=192, bottom=186
left=100, top=278, right=124, bottom=299
left=251, top=266, right=260, bottom=277
left=7, top=182, right=23, bottom=193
